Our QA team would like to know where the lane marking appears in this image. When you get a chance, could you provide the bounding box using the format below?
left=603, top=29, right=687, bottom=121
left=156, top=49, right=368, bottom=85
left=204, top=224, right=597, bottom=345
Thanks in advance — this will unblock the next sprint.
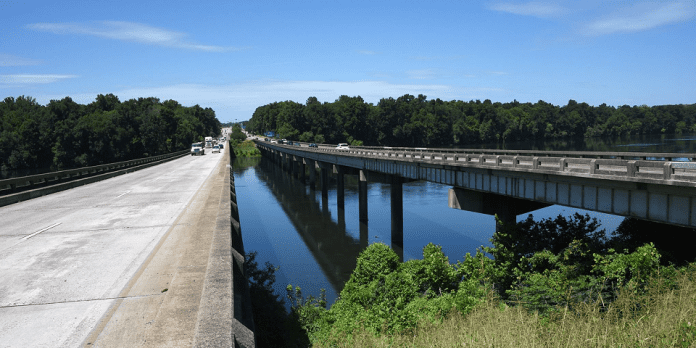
left=21, top=222, right=61, bottom=241
left=115, top=190, right=131, bottom=199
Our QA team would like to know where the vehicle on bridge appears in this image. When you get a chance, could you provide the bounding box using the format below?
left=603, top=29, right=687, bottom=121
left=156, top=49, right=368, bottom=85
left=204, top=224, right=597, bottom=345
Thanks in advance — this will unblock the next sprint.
left=309, top=143, right=318, bottom=148
left=191, top=142, right=205, bottom=156
left=205, top=136, right=213, bottom=148
left=212, top=145, right=220, bottom=153
left=336, top=143, right=350, bottom=150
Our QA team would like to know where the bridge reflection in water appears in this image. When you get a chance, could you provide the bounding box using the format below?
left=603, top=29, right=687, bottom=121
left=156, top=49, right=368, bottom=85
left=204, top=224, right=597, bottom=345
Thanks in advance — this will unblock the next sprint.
left=252, top=159, right=367, bottom=296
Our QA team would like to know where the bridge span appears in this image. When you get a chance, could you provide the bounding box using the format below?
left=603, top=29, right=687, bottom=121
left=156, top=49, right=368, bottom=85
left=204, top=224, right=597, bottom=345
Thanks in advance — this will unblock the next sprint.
left=0, top=148, right=254, bottom=347
left=256, top=141, right=696, bottom=250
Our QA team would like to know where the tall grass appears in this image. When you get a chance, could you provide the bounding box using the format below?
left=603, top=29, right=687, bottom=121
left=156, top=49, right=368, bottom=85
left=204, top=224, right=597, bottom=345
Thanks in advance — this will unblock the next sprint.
left=316, top=264, right=696, bottom=347
left=232, top=140, right=261, bottom=157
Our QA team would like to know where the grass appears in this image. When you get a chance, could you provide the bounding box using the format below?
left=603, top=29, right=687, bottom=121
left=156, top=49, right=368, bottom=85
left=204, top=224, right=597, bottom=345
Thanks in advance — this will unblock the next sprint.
left=232, top=139, right=261, bottom=157
left=314, top=264, right=696, bottom=348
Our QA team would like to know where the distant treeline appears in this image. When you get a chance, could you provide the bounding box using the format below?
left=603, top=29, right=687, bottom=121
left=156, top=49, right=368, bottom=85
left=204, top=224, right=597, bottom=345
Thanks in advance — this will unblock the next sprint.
left=247, top=95, right=696, bottom=147
left=0, top=94, right=221, bottom=172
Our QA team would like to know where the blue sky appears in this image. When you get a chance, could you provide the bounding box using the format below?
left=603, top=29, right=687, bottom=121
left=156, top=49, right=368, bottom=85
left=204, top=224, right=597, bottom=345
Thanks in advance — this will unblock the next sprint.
left=1, top=0, right=695, bottom=123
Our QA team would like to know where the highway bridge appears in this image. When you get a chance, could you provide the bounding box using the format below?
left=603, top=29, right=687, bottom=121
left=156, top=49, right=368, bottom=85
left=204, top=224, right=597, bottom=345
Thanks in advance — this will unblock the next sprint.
left=0, top=148, right=254, bottom=347
left=256, top=140, right=696, bottom=251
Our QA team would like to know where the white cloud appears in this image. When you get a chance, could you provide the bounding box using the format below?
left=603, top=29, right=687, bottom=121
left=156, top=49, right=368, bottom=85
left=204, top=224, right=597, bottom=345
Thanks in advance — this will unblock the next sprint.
left=0, top=74, right=78, bottom=85
left=585, top=1, right=696, bottom=35
left=0, top=54, right=42, bottom=67
left=489, top=1, right=567, bottom=18
left=407, top=69, right=437, bottom=80
left=26, top=21, right=237, bottom=52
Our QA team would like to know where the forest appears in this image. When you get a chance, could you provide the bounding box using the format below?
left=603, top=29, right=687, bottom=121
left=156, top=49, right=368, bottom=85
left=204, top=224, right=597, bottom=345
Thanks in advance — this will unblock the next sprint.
left=246, top=95, right=696, bottom=147
left=0, top=94, right=221, bottom=172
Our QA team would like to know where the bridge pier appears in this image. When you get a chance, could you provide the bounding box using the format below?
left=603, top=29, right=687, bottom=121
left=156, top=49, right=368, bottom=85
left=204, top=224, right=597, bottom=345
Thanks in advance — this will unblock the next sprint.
left=391, top=175, right=403, bottom=260
left=359, top=169, right=368, bottom=222
left=448, top=187, right=550, bottom=232
left=307, top=159, right=316, bottom=188
left=299, top=158, right=306, bottom=183
left=319, top=162, right=329, bottom=197
left=336, top=165, right=345, bottom=209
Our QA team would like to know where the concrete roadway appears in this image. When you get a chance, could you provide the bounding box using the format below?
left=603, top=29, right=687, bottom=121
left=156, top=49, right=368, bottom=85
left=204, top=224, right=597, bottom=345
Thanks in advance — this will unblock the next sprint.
left=0, top=149, right=226, bottom=347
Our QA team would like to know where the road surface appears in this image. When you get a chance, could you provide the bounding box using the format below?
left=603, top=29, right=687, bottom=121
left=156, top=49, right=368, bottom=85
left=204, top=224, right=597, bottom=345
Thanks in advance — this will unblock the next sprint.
left=0, top=150, right=225, bottom=347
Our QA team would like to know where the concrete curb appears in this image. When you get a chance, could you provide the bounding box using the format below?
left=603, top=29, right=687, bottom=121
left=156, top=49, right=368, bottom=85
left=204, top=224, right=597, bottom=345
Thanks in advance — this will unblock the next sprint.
left=0, top=152, right=189, bottom=208
left=192, top=147, right=256, bottom=348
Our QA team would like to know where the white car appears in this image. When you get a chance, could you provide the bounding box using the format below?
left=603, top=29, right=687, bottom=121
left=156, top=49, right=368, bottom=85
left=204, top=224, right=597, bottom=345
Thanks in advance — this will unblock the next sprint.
left=336, top=143, right=350, bottom=150
left=212, top=145, right=220, bottom=153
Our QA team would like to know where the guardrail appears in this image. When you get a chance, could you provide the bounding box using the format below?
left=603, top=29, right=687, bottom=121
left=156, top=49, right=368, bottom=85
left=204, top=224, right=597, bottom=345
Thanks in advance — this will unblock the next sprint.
left=0, top=150, right=189, bottom=195
left=258, top=141, right=696, bottom=185
left=0, top=150, right=190, bottom=207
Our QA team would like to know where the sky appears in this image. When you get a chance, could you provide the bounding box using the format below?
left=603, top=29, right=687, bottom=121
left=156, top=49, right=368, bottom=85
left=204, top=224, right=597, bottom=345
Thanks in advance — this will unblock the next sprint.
left=1, top=0, right=695, bottom=123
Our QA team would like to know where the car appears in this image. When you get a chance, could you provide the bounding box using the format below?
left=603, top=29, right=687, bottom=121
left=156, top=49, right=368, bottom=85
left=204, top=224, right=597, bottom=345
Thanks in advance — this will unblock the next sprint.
left=271, top=139, right=278, bottom=144
left=218, top=142, right=224, bottom=149
left=295, top=142, right=301, bottom=146
left=286, top=140, right=293, bottom=145
left=264, top=138, right=269, bottom=141
left=212, top=145, right=220, bottom=153
left=336, top=143, right=350, bottom=150
left=309, top=143, right=318, bottom=148
left=191, top=142, right=205, bottom=156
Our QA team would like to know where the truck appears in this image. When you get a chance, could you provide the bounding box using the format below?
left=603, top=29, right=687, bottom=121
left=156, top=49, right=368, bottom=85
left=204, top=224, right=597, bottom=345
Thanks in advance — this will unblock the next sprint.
left=191, top=142, right=205, bottom=156
left=205, top=136, right=213, bottom=148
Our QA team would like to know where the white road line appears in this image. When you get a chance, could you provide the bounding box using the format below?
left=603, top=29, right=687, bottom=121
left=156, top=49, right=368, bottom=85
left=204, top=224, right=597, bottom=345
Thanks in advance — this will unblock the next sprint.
left=115, top=191, right=131, bottom=199
left=21, top=222, right=61, bottom=241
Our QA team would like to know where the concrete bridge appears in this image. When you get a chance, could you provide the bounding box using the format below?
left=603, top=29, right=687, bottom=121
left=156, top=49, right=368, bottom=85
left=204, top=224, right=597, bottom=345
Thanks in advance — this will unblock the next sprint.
left=0, top=148, right=255, bottom=348
left=255, top=140, right=696, bottom=251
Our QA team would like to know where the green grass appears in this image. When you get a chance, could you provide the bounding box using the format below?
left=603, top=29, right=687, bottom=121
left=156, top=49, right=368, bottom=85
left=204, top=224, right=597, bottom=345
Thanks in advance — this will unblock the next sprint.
left=314, top=264, right=696, bottom=348
left=232, top=139, right=261, bottom=157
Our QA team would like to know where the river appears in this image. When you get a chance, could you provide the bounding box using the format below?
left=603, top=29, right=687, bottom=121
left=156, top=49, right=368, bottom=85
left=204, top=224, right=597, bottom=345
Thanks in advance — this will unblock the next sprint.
left=233, top=133, right=696, bottom=307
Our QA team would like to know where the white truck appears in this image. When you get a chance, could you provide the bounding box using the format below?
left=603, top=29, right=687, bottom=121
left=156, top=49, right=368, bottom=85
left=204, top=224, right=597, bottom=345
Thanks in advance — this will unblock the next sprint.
left=205, top=136, right=213, bottom=148
left=191, top=142, right=205, bottom=156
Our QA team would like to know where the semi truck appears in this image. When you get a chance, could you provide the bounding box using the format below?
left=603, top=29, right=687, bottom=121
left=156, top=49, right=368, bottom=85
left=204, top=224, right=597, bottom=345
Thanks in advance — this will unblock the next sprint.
left=205, top=136, right=213, bottom=148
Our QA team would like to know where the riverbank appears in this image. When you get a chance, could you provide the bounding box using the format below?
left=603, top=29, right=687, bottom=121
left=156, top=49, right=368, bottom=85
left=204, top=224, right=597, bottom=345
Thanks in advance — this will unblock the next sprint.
left=231, top=139, right=261, bottom=157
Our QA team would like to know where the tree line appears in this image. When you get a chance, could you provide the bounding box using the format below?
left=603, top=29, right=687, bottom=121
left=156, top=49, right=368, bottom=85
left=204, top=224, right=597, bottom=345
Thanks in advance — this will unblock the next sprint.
left=247, top=95, right=696, bottom=147
left=0, top=94, right=221, bottom=172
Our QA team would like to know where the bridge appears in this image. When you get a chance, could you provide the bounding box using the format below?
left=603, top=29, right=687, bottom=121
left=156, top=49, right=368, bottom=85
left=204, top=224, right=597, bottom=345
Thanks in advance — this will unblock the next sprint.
left=0, top=148, right=255, bottom=347
left=255, top=140, right=696, bottom=251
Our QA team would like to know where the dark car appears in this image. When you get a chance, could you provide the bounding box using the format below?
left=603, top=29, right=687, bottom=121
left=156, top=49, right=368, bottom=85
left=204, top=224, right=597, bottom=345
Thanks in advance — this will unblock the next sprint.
left=309, top=143, right=318, bottom=148
left=295, top=142, right=301, bottom=146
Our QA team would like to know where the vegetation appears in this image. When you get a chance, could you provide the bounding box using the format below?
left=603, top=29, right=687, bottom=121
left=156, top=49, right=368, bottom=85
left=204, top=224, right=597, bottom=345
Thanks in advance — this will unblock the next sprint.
left=246, top=95, right=696, bottom=147
left=0, top=95, right=221, bottom=172
left=247, top=214, right=696, bottom=347
left=231, top=140, right=261, bottom=157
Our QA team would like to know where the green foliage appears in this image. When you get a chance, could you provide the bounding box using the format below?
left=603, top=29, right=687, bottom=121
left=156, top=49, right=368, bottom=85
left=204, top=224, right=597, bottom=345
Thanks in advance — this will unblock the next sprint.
left=232, top=140, right=261, bottom=157
left=0, top=94, right=221, bottom=172
left=245, top=95, right=696, bottom=148
left=292, top=242, right=487, bottom=346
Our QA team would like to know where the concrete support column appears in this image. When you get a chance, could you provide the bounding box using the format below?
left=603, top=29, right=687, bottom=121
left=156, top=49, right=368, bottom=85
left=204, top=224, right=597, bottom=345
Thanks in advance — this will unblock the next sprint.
left=391, top=175, right=403, bottom=256
left=291, top=156, right=298, bottom=178
left=359, top=222, right=368, bottom=248
left=336, top=165, right=345, bottom=209
left=319, top=162, right=329, bottom=197
left=299, top=158, right=306, bottom=183
left=307, top=159, right=316, bottom=189
left=359, top=170, right=368, bottom=222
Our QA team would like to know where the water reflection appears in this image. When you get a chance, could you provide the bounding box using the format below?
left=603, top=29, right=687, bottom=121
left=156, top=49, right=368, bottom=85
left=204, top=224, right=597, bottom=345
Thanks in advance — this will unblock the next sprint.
left=253, top=159, right=367, bottom=295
